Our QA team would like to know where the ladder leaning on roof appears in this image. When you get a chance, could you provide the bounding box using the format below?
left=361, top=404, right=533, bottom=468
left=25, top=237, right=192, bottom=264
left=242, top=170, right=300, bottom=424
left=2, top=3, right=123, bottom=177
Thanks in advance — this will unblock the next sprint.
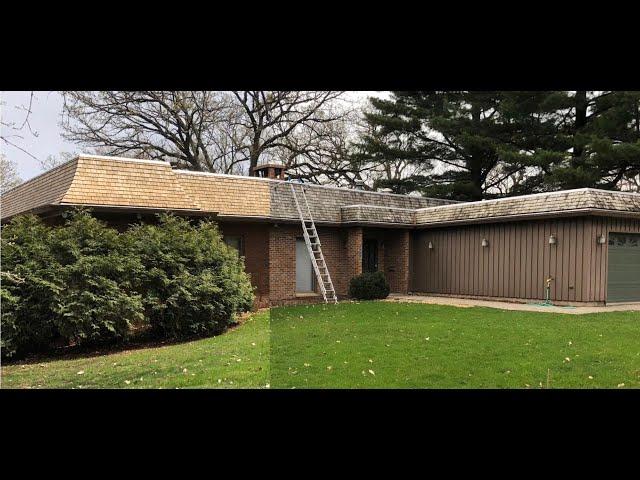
left=289, top=182, right=338, bottom=304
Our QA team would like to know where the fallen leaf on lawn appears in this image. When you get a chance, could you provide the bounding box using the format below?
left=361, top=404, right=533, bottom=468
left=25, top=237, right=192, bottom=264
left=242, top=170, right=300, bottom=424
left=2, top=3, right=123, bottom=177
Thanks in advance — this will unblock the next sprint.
left=299, top=315, right=304, bottom=319
left=588, top=376, right=593, bottom=380
left=327, top=366, right=333, bottom=370
left=368, top=369, right=375, bottom=375
left=183, top=368, right=188, bottom=373
left=303, top=363, right=310, bottom=367
left=564, top=357, right=571, bottom=362
left=368, top=359, right=373, bottom=363
left=251, top=342, right=256, bottom=346
left=218, top=379, right=222, bottom=383
left=425, top=337, right=430, bottom=341
left=77, top=371, right=85, bottom=375
left=568, top=341, right=572, bottom=345
left=265, top=384, right=270, bottom=388
left=124, top=380, right=131, bottom=385
left=385, top=344, right=390, bottom=347
left=617, top=383, right=625, bottom=388
left=336, top=340, right=341, bottom=343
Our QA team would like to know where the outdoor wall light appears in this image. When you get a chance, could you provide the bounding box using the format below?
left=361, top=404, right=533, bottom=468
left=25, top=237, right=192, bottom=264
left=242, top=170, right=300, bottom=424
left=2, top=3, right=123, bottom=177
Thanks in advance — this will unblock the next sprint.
left=481, top=238, right=489, bottom=248
left=428, top=241, right=434, bottom=249
left=597, top=233, right=607, bottom=245
left=549, top=234, right=557, bottom=245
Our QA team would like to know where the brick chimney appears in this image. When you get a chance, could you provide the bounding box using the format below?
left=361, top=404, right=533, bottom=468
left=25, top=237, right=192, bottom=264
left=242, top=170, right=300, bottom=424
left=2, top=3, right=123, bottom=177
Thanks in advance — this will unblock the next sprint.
left=250, top=163, right=287, bottom=180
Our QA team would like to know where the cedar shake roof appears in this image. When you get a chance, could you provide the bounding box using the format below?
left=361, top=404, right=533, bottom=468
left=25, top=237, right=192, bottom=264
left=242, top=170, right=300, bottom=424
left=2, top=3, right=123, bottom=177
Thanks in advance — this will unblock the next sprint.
left=2, top=154, right=640, bottom=227
left=413, top=188, right=640, bottom=226
left=269, top=181, right=450, bottom=224
left=177, top=171, right=271, bottom=218
left=1, top=155, right=200, bottom=219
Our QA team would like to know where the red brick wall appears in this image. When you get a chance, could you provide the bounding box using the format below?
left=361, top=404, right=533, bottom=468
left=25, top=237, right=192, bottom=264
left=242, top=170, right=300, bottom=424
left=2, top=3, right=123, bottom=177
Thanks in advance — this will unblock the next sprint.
left=218, top=222, right=270, bottom=307
left=268, top=224, right=353, bottom=304
left=345, top=227, right=363, bottom=282
left=268, top=225, right=298, bottom=303
left=384, top=229, right=410, bottom=293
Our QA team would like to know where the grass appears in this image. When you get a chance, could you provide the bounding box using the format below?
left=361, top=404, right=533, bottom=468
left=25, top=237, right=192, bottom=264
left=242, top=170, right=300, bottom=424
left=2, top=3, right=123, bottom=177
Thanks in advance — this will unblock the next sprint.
left=269, top=302, right=640, bottom=389
left=1, top=310, right=269, bottom=389
left=2, top=302, right=639, bottom=389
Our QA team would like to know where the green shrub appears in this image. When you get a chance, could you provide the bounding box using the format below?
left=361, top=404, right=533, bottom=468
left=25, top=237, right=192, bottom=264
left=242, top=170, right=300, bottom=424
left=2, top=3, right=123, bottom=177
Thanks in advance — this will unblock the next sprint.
left=1, top=215, right=62, bottom=358
left=126, top=214, right=254, bottom=339
left=348, top=271, right=390, bottom=300
left=48, top=210, right=143, bottom=346
left=1, top=210, right=254, bottom=359
left=1, top=211, right=143, bottom=359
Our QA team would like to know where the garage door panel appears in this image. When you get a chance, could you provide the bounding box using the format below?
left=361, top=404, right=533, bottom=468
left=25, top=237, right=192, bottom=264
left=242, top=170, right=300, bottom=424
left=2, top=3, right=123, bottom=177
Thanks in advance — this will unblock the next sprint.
left=607, top=233, right=640, bottom=303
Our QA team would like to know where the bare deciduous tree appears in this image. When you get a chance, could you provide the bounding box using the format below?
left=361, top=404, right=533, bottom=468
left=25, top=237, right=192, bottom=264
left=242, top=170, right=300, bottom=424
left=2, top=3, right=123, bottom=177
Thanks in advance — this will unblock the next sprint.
left=60, top=91, right=351, bottom=177
left=61, top=91, right=231, bottom=171
left=1, top=154, right=22, bottom=193
left=1, top=91, right=40, bottom=162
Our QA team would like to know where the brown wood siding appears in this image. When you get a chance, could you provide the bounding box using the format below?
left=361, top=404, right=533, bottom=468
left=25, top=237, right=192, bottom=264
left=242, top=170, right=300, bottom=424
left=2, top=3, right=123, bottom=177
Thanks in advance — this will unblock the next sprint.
left=411, top=216, right=640, bottom=304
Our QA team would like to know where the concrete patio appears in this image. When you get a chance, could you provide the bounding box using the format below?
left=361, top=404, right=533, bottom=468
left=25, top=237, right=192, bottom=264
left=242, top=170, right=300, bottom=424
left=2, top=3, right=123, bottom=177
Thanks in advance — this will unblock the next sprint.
left=386, top=294, right=640, bottom=315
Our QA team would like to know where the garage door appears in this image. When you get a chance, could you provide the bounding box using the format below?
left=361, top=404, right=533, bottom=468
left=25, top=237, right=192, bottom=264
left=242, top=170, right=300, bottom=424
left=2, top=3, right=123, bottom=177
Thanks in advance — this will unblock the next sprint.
left=608, top=233, right=640, bottom=303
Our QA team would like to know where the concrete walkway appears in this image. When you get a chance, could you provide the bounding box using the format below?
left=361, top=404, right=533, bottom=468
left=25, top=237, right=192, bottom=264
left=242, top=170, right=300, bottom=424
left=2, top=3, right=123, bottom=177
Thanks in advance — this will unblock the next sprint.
left=385, top=294, right=640, bottom=315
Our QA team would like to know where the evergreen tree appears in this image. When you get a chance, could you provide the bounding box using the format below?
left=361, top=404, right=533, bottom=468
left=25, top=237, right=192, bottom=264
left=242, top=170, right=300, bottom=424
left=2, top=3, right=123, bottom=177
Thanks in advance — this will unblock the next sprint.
left=540, top=91, right=640, bottom=191
left=359, top=91, right=640, bottom=199
left=358, top=91, right=562, bottom=200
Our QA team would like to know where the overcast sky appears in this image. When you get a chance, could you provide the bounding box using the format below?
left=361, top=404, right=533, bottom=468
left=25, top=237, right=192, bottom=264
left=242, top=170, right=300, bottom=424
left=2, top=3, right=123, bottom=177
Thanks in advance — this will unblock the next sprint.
left=1, top=91, right=385, bottom=183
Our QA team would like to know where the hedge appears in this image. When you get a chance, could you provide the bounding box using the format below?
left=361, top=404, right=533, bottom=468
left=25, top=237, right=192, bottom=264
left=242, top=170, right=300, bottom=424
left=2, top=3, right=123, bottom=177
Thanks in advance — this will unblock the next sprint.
left=1, top=210, right=254, bottom=359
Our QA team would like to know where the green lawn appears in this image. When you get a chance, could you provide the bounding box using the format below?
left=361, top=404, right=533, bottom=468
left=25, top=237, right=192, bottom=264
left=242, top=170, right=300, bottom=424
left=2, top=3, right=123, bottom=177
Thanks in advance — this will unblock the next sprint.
left=1, top=310, right=269, bottom=389
left=269, top=302, right=640, bottom=389
left=3, top=302, right=640, bottom=389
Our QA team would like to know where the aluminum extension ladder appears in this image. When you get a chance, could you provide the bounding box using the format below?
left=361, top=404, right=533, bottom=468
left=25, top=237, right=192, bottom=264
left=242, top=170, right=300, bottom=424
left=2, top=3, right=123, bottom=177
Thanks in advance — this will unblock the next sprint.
left=289, top=182, right=338, bottom=304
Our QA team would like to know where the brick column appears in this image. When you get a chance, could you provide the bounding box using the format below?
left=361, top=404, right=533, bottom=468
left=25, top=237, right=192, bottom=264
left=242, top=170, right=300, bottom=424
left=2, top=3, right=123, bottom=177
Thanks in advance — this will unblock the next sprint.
left=345, top=227, right=363, bottom=289
left=384, top=229, right=410, bottom=294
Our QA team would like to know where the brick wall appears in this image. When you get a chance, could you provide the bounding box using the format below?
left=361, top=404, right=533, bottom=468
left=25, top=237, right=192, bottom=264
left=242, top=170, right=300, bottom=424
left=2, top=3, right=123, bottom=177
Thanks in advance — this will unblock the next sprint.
left=384, top=229, right=410, bottom=293
left=268, top=224, right=358, bottom=304
left=268, top=225, right=299, bottom=304
left=218, top=222, right=270, bottom=307
left=345, top=227, right=363, bottom=283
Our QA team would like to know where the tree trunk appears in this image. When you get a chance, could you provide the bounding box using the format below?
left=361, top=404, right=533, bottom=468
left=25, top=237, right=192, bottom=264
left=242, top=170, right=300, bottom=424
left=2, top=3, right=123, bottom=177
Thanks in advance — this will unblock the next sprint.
left=573, top=90, right=588, bottom=162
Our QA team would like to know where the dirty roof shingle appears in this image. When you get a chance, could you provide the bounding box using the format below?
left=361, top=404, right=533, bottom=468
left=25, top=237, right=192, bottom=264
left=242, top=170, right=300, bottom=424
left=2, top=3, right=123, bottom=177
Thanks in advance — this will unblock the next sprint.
left=2, top=155, right=640, bottom=226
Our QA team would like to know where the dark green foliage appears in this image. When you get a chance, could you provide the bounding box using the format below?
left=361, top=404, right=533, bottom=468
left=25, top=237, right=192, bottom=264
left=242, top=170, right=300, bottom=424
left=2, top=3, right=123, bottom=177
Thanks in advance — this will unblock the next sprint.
left=1, top=211, right=143, bottom=358
left=1, top=210, right=254, bottom=359
left=1, top=215, right=63, bottom=357
left=48, top=211, right=143, bottom=346
left=348, top=271, right=390, bottom=300
left=359, top=91, right=640, bottom=199
left=127, top=214, right=254, bottom=339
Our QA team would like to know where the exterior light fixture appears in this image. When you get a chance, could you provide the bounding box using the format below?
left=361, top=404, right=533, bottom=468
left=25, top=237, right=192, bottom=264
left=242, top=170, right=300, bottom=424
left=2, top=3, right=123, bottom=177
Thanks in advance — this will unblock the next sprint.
left=597, top=233, right=606, bottom=245
left=549, top=234, right=557, bottom=245
left=428, top=241, right=433, bottom=249
left=481, top=238, right=489, bottom=248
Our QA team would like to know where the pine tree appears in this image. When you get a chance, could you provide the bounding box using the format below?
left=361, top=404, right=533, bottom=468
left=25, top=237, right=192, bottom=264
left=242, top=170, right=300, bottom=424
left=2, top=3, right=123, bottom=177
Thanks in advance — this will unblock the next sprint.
left=358, top=91, right=640, bottom=199
left=358, top=91, right=563, bottom=200
left=541, top=91, right=640, bottom=191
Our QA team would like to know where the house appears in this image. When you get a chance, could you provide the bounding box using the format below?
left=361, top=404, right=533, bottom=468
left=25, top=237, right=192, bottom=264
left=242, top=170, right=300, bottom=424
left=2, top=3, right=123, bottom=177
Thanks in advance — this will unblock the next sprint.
left=2, top=154, right=640, bottom=306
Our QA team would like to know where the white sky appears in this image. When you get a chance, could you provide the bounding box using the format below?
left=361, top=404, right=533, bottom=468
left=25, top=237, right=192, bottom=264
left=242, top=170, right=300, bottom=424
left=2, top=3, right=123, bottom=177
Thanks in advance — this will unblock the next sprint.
left=0, top=91, right=387, bottom=182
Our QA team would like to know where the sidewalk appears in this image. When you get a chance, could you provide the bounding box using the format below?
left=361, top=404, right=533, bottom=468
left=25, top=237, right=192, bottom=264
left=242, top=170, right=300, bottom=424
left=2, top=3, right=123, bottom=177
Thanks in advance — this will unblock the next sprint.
left=385, top=294, right=640, bottom=315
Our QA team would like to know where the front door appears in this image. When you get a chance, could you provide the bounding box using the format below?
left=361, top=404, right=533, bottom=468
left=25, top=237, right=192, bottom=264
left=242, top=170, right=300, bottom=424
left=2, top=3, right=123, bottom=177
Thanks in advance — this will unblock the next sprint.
left=296, top=238, right=314, bottom=292
left=362, top=239, right=379, bottom=273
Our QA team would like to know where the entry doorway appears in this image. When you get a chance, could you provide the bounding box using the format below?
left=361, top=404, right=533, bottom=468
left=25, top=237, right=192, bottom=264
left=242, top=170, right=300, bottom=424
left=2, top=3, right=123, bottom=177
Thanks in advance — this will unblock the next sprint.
left=362, top=239, right=379, bottom=273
